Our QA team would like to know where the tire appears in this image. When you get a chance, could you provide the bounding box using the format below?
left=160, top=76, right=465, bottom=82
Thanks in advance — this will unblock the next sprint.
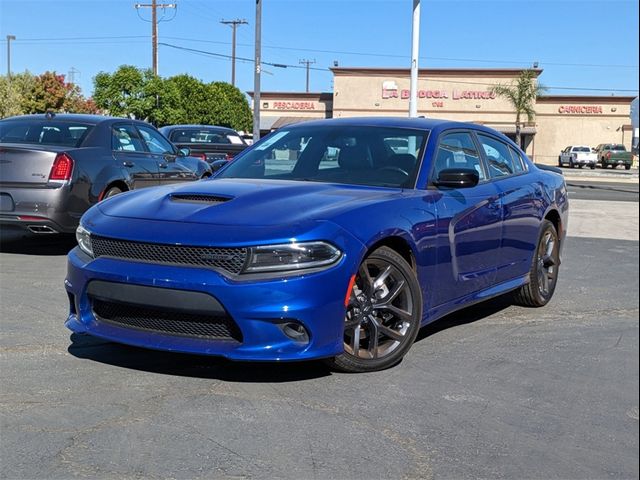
left=578, top=164, right=583, bottom=169
left=325, top=246, right=422, bottom=373
left=625, top=165, right=631, bottom=170
left=558, top=157, right=563, bottom=167
left=569, top=160, right=574, bottom=169
left=102, top=186, right=123, bottom=200
left=513, top=220, right=560, bottom=307
left=590, top=164, right=596, bottom=170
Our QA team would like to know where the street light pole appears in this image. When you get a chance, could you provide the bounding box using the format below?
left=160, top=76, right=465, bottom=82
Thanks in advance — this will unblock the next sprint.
left=6, top=35, right=16, bottom=79
left=253, top=0, right=262, bottom=141
left=409, top=0, right=420, bottom=118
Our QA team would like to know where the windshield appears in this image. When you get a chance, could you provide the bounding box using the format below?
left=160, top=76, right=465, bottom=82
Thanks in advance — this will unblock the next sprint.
left=217, top=125, right=429, bottom=188
left=169, top=128, right=245, bottom=145
left=574, top=147, right=591, bottom=152
left=0, top=120, right=94, bottom=148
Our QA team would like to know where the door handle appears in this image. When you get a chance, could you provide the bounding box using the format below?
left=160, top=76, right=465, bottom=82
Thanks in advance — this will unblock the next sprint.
left=159, top=163, right=168, bottom=169
left=122, top=161, right=134, bottom=168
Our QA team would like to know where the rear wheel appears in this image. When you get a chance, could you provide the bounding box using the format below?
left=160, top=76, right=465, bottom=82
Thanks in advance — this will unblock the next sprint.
left=513, top=220, right=560, bottom=307
left=625, top=165, right=631, bottom=170
left=102, top=186, right=123, bottom=200
left=590, top=164, right=596, bottom=170
left=325, top=246, right=422, bottom=373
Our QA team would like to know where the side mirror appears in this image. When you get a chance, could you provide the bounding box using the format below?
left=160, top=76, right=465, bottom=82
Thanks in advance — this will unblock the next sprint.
left=210, top=159, right=229, bottom=173
left=433, top=168, right=480, bottom=188
left=178, top=147, right=191, bottom=157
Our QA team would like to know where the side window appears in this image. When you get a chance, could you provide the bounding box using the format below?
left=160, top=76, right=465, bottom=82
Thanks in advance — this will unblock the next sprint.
left=433, top=131, right=485, bottom=182
left=508, top=146, right=526, bottom=173
left=477, top=134, right=517, bottom=179
left=112, top=125, right=145, bottom=152
left=137, top=125, right=175, bottom=154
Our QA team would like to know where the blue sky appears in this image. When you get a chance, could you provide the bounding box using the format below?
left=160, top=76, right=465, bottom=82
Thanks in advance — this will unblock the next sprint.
left=1, top=0, right=638, bottom=98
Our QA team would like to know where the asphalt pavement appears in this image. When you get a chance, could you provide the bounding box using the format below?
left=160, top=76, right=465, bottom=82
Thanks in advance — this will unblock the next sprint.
left=0, top=196, right=638, bottom=479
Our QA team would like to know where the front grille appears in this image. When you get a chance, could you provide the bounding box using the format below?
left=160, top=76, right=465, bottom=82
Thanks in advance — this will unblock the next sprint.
left=92, top=298, right=242, bottom=342
left=91, top=236, right=247, bottom=274
left=170, top=194, right=231, bottom=204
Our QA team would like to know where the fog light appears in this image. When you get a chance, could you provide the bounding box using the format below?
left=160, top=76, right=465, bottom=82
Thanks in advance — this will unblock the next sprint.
left=279, top=321, right=310, bottom=344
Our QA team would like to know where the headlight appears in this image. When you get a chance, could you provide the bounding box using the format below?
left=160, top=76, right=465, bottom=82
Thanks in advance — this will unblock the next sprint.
left=75, top=224, right=94, bottom=257
left=243, top=241, right=342, bottom=273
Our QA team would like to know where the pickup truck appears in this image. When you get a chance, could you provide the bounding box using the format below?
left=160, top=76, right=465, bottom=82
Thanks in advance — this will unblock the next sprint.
left=159, top=125, right=249, bottom=171
left=558, top=145, right=597, bottom=169
left=594, top=143, right=633, bottom=170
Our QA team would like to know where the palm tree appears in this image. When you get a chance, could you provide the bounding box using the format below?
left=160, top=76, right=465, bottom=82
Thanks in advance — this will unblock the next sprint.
left=491, top=69, right=546, bottom=149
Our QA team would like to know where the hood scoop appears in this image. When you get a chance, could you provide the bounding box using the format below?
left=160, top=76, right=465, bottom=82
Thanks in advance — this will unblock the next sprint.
left=170, top=193, right=233, bottom=205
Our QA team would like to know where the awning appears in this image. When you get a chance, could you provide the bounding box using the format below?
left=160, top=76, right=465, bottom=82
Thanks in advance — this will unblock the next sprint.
left=491, top=125, right=537, bottom=135
left=259, top=116, right=319, bottom=131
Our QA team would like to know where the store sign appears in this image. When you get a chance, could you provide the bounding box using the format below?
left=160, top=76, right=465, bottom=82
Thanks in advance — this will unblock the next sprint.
left=272, top=101, right=316, bottom=110
left=558, top=105, right=603, bottom=114
left=381, top=80, right=496, bottom=100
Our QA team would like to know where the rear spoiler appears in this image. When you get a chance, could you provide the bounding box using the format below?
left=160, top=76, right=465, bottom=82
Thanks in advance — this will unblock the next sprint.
left=535, top=163, right=563, bottom=175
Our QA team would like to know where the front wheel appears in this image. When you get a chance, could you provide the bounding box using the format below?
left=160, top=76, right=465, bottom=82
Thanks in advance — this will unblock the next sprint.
left=625, top=165, right=631, bottom=170
left=513, top=220, right=560, bottom=307
left=590, top=164, right=596, bottom=170
left=325, top=246, right=422, bottom=373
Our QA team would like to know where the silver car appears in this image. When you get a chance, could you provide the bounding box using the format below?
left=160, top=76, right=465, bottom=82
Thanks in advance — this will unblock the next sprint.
left=0, top=114, right=211, bottom=241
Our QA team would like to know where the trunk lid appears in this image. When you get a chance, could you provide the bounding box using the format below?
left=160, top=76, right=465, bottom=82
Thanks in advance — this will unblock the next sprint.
left=0, top=144, right=68, bottom=185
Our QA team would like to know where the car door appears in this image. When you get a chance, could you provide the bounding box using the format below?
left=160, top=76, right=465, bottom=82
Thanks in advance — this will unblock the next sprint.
left=560, top=147, right=570, bottom=165
left=136, top=124, right=199, bottom=184
left=475, top=133, right=539, bottom=284
left=111, top=123, right=160, bottom=189
left=427, top=130, right=503, bottom=307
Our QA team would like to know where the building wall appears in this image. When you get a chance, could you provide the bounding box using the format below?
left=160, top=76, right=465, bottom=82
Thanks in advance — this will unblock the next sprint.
left=252, top=69, right=634, bottom=165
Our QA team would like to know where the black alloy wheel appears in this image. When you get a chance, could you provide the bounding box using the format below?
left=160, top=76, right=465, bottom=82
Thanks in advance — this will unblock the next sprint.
left=326, top=246, right=422, bottom=373
left=513, top=220, right=560, bottom=307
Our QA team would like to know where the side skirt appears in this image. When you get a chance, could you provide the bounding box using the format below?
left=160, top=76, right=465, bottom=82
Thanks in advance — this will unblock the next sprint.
left=420, top=274, right=529, bottom=327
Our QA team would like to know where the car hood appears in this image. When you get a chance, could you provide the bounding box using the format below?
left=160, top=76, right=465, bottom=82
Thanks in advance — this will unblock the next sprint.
left=97, top=178, right=403, bottom=227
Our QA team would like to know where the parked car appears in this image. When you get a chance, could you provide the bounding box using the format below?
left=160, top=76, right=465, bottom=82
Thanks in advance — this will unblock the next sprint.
left=65, top=117, right=568, bottom=373
left=159, top=125, right=249, bottom=171
left=594, top=143, right=633, bottom=169
left=0, top=113, right=211, bottom=241
left=558, top=145, right=597, bottom=169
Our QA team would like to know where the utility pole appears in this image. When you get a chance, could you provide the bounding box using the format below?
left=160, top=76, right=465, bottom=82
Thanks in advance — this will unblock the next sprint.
left=253, top=0, right=262, bottom=142
left=299, top=59, right=316, bottom=92
left=6, top=35, right=16, bottom=79
left=409, top=0, right=420, bottom=118
left=134, top=0, right=176, bottom=75
left=220, top=19, right=248, bottom=86
left=68, top=67, right=80, bottom=85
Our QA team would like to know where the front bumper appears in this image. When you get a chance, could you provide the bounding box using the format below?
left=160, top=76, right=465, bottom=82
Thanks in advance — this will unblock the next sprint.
left=65, top=242, right=361, bottom=361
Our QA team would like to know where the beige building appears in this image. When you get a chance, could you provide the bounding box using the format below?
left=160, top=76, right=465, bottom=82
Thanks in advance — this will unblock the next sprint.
left=250, top=67, right=634, bottom=165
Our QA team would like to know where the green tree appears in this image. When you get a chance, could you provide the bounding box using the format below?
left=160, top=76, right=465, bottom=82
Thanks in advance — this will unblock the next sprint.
left=0, top=72, right=36, bottom=118
left=93, top=65, right=159, bottom=120
left=204, top=82, right=252, bottom=132
left=490, top=69, right=546, bottom=148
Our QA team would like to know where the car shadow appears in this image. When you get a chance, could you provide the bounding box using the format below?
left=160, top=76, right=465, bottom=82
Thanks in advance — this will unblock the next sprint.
left=66, top=295, right=514, bottom=382
left=67, top=333, right=334, bottom=382
left=0, top=235, right=76, bottom=256
left=416, top=294, right=514, bottom=342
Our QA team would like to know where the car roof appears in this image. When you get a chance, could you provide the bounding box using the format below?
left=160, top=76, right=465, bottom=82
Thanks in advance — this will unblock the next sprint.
left=160, top=125, right=239, bottom=133
left=0, top=113, right=129, bottom=125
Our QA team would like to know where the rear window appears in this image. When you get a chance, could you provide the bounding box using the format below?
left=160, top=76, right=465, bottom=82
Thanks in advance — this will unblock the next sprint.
left=0, top=121, right=93, bottom=148
left=574, top=147, right=591, bottom=152
left=168, top=128, right=245, bottom=145
left=612, top=144, right=626, bottom=151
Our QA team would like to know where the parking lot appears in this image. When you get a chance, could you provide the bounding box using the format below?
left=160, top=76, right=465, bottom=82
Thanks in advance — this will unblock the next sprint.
left=1, top=183, right=638, bottom=479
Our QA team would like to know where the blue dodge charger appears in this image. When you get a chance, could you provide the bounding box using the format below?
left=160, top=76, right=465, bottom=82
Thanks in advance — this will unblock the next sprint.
left=65, top=117, right=568, bottom=372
